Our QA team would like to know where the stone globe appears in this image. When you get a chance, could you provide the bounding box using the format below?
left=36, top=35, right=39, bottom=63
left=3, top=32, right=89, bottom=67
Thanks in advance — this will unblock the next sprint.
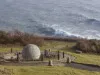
left=22, top=44, right=41, bottom=61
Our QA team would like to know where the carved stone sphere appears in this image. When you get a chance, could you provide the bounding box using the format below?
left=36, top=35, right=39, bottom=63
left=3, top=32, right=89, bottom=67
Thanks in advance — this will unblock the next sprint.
left=22, top=44, right=41, bottom=61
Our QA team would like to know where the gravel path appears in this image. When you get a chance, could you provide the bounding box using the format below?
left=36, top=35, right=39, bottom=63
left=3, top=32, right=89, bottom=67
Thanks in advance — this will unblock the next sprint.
left=65, top=62, right=100, bottom=71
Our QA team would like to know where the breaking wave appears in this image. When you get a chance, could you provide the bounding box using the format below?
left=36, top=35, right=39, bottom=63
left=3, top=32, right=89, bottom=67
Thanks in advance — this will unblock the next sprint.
left=0, top=0, right=100, bottom=40
left=36, top=23, right=100, bottom=40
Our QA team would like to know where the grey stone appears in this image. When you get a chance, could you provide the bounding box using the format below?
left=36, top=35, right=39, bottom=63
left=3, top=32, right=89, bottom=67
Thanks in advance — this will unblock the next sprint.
left=76, top=50, right=82, bottom=54
left=22, top=44, right=41, bottom=61
left=66, top=57, right=71, bottom=63
left=44, top=50, right=49, bottom=57
left=57, top=51, right=60, bottom=60
left=16, top=52, right=20, bottom=62
left=62, top=52, right=65, bottom=58
left=48, top=60, right=53, bottom=66
left=3, top=53, right=17, bottom=60
left=41, top=54, right=44, bottom=61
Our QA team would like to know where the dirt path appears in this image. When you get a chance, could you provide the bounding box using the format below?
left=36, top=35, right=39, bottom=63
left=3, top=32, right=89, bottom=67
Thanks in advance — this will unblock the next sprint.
left=65, top=62, right=100, bottom=71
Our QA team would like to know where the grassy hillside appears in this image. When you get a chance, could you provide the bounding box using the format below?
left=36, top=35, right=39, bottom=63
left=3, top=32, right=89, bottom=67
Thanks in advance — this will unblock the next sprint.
left=0, top=47, right=22, bottom=52
left=42, top=41, right=100, bottom=66
left=0, top=40, right=100, bottom=66
left=0, top=40, right=100, bottom=75
left=0, top=66, right=100, bottom=75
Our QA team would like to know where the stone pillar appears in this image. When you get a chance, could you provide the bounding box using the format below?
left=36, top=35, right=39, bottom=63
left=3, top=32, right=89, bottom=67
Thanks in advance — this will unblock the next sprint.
left=49, top=49, right=51, bottom=52
left=63, top=52, right=65, bottom=58
left=66, top=57, right=71, bottom=63
left=49, top=49, right=51, bottom=58
left=41, top=54, right=44, bottom=61
left=17, top=52, right=20, bottom=62
left=48, top=60, right=53, bottom=66
left=11, top=48, right=13, bottom=53
left=57, top=51, right=60, bottom=60
left=44, top=50, right=48, bottom=57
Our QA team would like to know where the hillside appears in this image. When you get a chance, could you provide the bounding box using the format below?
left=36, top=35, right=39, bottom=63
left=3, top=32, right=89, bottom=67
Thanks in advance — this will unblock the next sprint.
left=0, top=40, right=100, bottom=75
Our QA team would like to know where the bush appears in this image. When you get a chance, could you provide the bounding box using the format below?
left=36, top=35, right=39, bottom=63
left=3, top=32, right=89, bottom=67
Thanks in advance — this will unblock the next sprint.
left=0, top=30, right=44, bottom=46
left=76, top=39, right=100, bottom=53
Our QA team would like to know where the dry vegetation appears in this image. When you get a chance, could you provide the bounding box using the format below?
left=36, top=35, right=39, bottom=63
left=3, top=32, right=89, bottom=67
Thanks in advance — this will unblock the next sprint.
left=76, top=39, right=100, bottom=53
left=0, top=30, right=44, bottom=46
left=0, top=30, right=79, bottom=47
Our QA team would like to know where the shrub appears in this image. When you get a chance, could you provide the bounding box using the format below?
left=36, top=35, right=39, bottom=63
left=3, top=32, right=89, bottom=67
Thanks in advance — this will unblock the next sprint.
left=76, top=39, right=100, bottom=53
left=0, top=30, right=44, bottom=46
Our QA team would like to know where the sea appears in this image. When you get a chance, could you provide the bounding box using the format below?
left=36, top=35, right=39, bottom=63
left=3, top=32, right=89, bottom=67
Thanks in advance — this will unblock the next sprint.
left=0, top=0, right=100, bottom=39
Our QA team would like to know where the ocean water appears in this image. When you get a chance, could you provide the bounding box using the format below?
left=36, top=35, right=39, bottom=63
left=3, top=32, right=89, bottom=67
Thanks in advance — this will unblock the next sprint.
left=0, top=0, right=100, bottom=39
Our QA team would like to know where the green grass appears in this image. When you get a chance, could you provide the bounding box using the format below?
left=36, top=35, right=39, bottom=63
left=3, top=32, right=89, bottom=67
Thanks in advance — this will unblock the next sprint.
left=40, top=40, right=100, bottom=66
left=0, top=47, right=22, bottom=52
left=0, top=66, right=100, bottom=75
left=0, top=40, right=100, bottom=66
left=67, top=52, right=100, bottom=66
left=0, top=40, right=100, bottom=75
left=40, top=40, right=76, bottom=51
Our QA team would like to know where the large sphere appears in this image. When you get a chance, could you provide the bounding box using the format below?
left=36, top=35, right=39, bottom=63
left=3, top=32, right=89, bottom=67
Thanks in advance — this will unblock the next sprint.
left=22, top=44, right=41, bottom=61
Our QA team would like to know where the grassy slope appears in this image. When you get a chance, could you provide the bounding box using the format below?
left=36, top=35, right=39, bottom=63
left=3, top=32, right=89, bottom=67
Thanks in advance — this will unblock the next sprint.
left=0, top=40, right=100, bottom=75
left=0, top=66, right=100, bottom=75
left=0, top=47, right=22, bottom=52
left=41, top=40, right=100, bottom=66
left=68, top=52, right=100, bottom=66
